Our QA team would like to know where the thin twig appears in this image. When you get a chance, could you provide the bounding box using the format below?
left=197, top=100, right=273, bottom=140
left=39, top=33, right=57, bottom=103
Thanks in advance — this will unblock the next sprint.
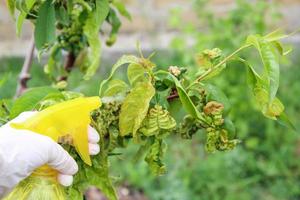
left=15, top=36, right=35, bottom=98
left=186, top=44, right=251, bottom=90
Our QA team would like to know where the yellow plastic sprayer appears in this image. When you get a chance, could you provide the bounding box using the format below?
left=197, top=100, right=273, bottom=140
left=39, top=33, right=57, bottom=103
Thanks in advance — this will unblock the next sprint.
left=4, top=96, right=101, bottom=200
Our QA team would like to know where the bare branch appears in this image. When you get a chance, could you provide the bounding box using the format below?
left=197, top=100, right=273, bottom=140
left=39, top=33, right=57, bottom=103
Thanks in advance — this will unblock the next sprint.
left=58, top=52, right=76, bottom=81
left=14, top=37, right=35, bottom=98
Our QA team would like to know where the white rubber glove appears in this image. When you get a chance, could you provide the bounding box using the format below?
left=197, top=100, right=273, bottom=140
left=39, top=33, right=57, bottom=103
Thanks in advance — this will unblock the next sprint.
left=0, top=111, right=100, bottom=198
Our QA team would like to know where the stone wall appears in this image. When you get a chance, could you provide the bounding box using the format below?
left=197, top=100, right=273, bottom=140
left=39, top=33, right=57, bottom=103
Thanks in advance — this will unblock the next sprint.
left=0, top=0, right=300, bottom=57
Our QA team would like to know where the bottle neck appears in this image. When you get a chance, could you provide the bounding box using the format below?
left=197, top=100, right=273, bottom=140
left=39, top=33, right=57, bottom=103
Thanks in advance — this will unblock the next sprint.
left=32, top=165, right=57, bottom=178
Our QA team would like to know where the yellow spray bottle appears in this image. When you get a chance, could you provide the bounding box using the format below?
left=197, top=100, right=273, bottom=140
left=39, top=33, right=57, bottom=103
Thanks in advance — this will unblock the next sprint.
left=4, top=96, right=101, bottom=200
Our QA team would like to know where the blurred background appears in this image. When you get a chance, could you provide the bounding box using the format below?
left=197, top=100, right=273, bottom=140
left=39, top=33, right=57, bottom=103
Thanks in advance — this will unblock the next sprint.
left=1, top=0, right=300, bottom=199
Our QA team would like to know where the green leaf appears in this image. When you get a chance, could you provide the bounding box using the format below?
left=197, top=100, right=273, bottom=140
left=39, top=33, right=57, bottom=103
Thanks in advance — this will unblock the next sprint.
left=106, top=8, right=122, bottom=46
left=10, top=87, right=59, bottom=119
left=15, top=0, right=36, bottom=36
left=55, top=6, right=69, bottom=26
left=83, top=0, right=109, bottom=80
left=127, top=63, right=150, bottom=86
left=99, top=55, right=140, bottom=96
left=34, top=0, right=56, bottom=51
left=112, top=0, right=132, bottom=20
left=168, top=73, right=204, bottom=121
left=277, top=112, right=297, bottom=131
left=263, top=29, right=289, bottom=42
left=202, top=84, right=231, bottom=114
left=119, top=82, right=155, bottom=137
left=16, top=13, right=25, bottom=36
left=246, top=35, right=280, bottom=103
left=6, top=0, right=16, bottom=17
left=103, top=79, right=129, bottom=96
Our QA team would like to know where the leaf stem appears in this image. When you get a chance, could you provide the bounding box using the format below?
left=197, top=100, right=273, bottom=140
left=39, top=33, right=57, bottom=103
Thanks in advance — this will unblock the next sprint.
left=186, top=44, right=251, bottom=90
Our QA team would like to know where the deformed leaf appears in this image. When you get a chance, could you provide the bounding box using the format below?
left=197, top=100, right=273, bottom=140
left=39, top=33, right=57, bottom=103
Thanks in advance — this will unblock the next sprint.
left=119, top=82, right=155, bottom=137
left=145, top=138, right=167, bottom=175
left=140, top=105, right=176, bottom=136
left=202, top=84, right=231, bottom=114
left=253, top=87, right=284, bottom=119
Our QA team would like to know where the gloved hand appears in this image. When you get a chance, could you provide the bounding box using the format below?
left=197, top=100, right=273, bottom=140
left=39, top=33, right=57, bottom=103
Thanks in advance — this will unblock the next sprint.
left=0, top=111, right=100, bottom=198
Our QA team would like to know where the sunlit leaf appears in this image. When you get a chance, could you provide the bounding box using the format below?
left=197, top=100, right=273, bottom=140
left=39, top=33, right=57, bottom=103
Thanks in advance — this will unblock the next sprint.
left=127, top=63, right=150, bottom=86
left=99, top=55, right=140, bottom=96
left=119, top=82, right=155, bottom=137
left=103, top=79, right=129, bottom=96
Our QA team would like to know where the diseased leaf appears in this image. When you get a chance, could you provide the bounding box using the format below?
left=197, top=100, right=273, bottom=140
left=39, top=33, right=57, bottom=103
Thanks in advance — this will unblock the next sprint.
left=83, top=0, right=109, bottom=80
left=202, top=84, right=231, bottom=114
left=145, top=138, right=167, bottom=175
left=127, top=63, right=150, bottom=86
left=139, top=105, right=176, bottom=136
left=119, top=82, right=155, bottom=137
left=99, top=55, right=140, bottom=96
left=34, top=0, right=56, bottom=51
left=103, top=79, right=129, bottom=96
left=253, top=87, right=284, bottom=119
left=10, top=87, right=59, bottom=119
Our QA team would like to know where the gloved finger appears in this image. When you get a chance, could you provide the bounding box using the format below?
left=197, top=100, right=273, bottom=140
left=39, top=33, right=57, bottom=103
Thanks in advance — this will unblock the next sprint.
left=47, top=142, right=78, bottom=175
left=88, top=126, right=100, bottom=143
left=57, top=174, right=73, bottom=187
left=89, top=143, right=100, bottom=155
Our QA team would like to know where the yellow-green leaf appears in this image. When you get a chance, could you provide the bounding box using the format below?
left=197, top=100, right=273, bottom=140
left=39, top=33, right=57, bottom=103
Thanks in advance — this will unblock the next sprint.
left=119, top=82, right=155, bottom=137
left=103, top=79, right=129, bottom=96
left=127, top=63, right=150, bottom=86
